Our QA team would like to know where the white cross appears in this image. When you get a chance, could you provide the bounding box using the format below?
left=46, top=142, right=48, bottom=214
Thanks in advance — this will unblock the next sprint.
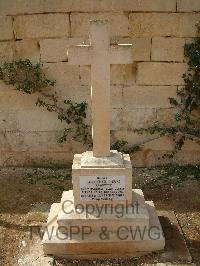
left=68, top=20, right=133, bottom=157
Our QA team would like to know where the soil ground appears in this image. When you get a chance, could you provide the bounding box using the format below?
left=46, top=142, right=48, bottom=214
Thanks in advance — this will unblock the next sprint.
left=0, top=165, right=199, bottom=266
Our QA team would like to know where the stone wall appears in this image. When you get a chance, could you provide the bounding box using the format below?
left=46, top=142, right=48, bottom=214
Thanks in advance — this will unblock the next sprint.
left=0, top=0, right=200, bottom=167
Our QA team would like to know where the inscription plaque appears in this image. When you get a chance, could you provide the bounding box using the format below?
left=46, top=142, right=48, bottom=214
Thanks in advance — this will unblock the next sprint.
left=79, top=176, right=125, bottom=200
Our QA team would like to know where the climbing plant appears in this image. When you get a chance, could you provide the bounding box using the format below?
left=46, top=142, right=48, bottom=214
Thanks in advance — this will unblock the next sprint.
left=0, top=59, right=91, bottom=145
left=133, top=22, right=200, bottom=158
left=2, top=20, right=200, bottom=158
left=0, top=59, right=55, bottom=94
left=111, top=139, right=140, bottom=154
left=170, top=23, right=200, bottom=124
left=36, top=96, right=91, bottom=144
left=0, top=59, right=138, bottom=152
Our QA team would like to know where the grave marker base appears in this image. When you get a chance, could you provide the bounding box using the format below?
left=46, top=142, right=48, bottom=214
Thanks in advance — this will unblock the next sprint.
left=43, top=151, right=165, bottom=257
left=43, top=196, right=165, bottom=257
left=72, top=151, right=133, bottom=206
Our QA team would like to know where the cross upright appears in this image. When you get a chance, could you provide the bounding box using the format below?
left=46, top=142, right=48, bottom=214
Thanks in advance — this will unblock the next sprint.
left=68, top=20, right=133, bottom=158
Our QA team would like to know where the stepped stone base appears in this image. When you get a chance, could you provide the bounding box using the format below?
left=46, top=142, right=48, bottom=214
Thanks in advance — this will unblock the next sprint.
left=57, top=189, right=149, bottom=233
left=42, top=189, right=165, bottom=258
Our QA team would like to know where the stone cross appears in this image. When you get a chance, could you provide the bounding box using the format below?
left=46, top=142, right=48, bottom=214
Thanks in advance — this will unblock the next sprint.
left=68, top=20, right=132, bottom=157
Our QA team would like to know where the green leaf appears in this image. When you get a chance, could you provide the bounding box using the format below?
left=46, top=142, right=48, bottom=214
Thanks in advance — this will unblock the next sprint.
left=169, top=97, right=179, bottom=106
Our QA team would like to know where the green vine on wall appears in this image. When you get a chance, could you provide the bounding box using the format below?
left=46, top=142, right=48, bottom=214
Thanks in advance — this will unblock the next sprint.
left=0, top=59, right=91, bottom=145
left=170, top=23, right=200, bottom=124
left=111, top=139, right=140, bottom=154
left=133, top=23, right=200, bottom=158
left=36, top=96, right=91, bottom=144
left=1, top=19, right=200, bottom=158
left=0, top=59, right=137, bottom=152
left=0, top=59, right=55, bottom=93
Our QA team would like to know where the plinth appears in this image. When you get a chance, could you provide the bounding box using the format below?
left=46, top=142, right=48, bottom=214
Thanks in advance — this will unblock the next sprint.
left=42, top=151, right=165, bottom=258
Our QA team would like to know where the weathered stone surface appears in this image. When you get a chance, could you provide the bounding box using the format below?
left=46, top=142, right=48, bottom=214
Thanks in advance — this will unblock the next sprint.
left=57, top=189, right=149, bottom=233
left=81, top=150, right=124, bottom=169
left=123, top=108, right=157, bottom=130
left=43, top=62, right=81, bottom=87
left=113, top=130, right=154, bottom=147
left=129, top=37, right=151, bottom=61
left=151, top=37, right=185, bottom=62
left=137, top=63, right=187, bottom=85
left=0, top=150, right=73, bottom=167
left=67, top=41, right=133, bottom=65
left=110, top=45, right=134, bottom=65
left=111, top=86, right=123, bottom=108
left=129, top=13, right=200, bottom=37
left=78, top=65, right=90, bottom=86
left=182, top=139, right=200, bottom=151
left=43, top=201, right=165, bottom=256
left=15, top=208, right=192, bottom=264
left=144, top=136, right=175, bottom=151
left=111, top=0, right=176, bottom=12
left=0, top=1, right=199, bottom=167
left=177, top=0, right=200, bottom=12
left=66, top=37, right=150, bottom=63
left=0, top=110, right=65, bottom=132
left=0, top=83, right=60, bottom=133
left=123, top=86, right=177, bottom=108
left=111, top=108, right=124, bottom=130
left=40, top=38, right=87, bottom=62
left=176, top=150, right=200, bottom=165
left=0, top=130, right=72, bottom=153
left=81, top=150, right=124, bottom=168
left=57, top=85, right=91, bottom=105
left=0, top=0, right=43, bottom=15
left=111, top=65, right=136, bottom=85
left=71, top=13, right=129, bottom=37
left=66, top=38, right=146, bottom=65
left=71, top=140, right=89, bottom=156
left=156, top=108, right=176, bottom=125
left=40, top=38, right=67, bottom=63
left=15, top=40, right=40, bottom=62
left=0, top=0, right=176, bottom=14
left=14, top=14, right=69, bottom=39
left=0, top=16, right=13, bottom=40
left=131, top=136, right=200, bottom=167
left=114, top=37, right=151, bottom=62
left=82, top=64, right=136, bottom=86
left=72, top=152, right=133, bottom=205
left=0, top=81, right=39, bottom=110
left=0, top=41, right=14, bottom=61
left=52, top=207, right=193, bottom=261
left=67, top=45, right=93, bottom=66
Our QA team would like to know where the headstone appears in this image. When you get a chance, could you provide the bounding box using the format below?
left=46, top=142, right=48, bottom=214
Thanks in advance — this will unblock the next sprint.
left=68, top=20, right=133, bottom=158
left=42, top=20, right=165, bottom=258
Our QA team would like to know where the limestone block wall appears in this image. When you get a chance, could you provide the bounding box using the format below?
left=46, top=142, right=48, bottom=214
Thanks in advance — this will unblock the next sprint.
left=0, top=0, right=200, bottom=167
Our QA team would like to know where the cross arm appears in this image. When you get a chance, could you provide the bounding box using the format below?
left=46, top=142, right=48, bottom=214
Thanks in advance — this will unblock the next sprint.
left=68, top=44, right=133, bottom=65
left=110, top=44, right=133, bottom=64
left=67, top=45, right=92, bottom=65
